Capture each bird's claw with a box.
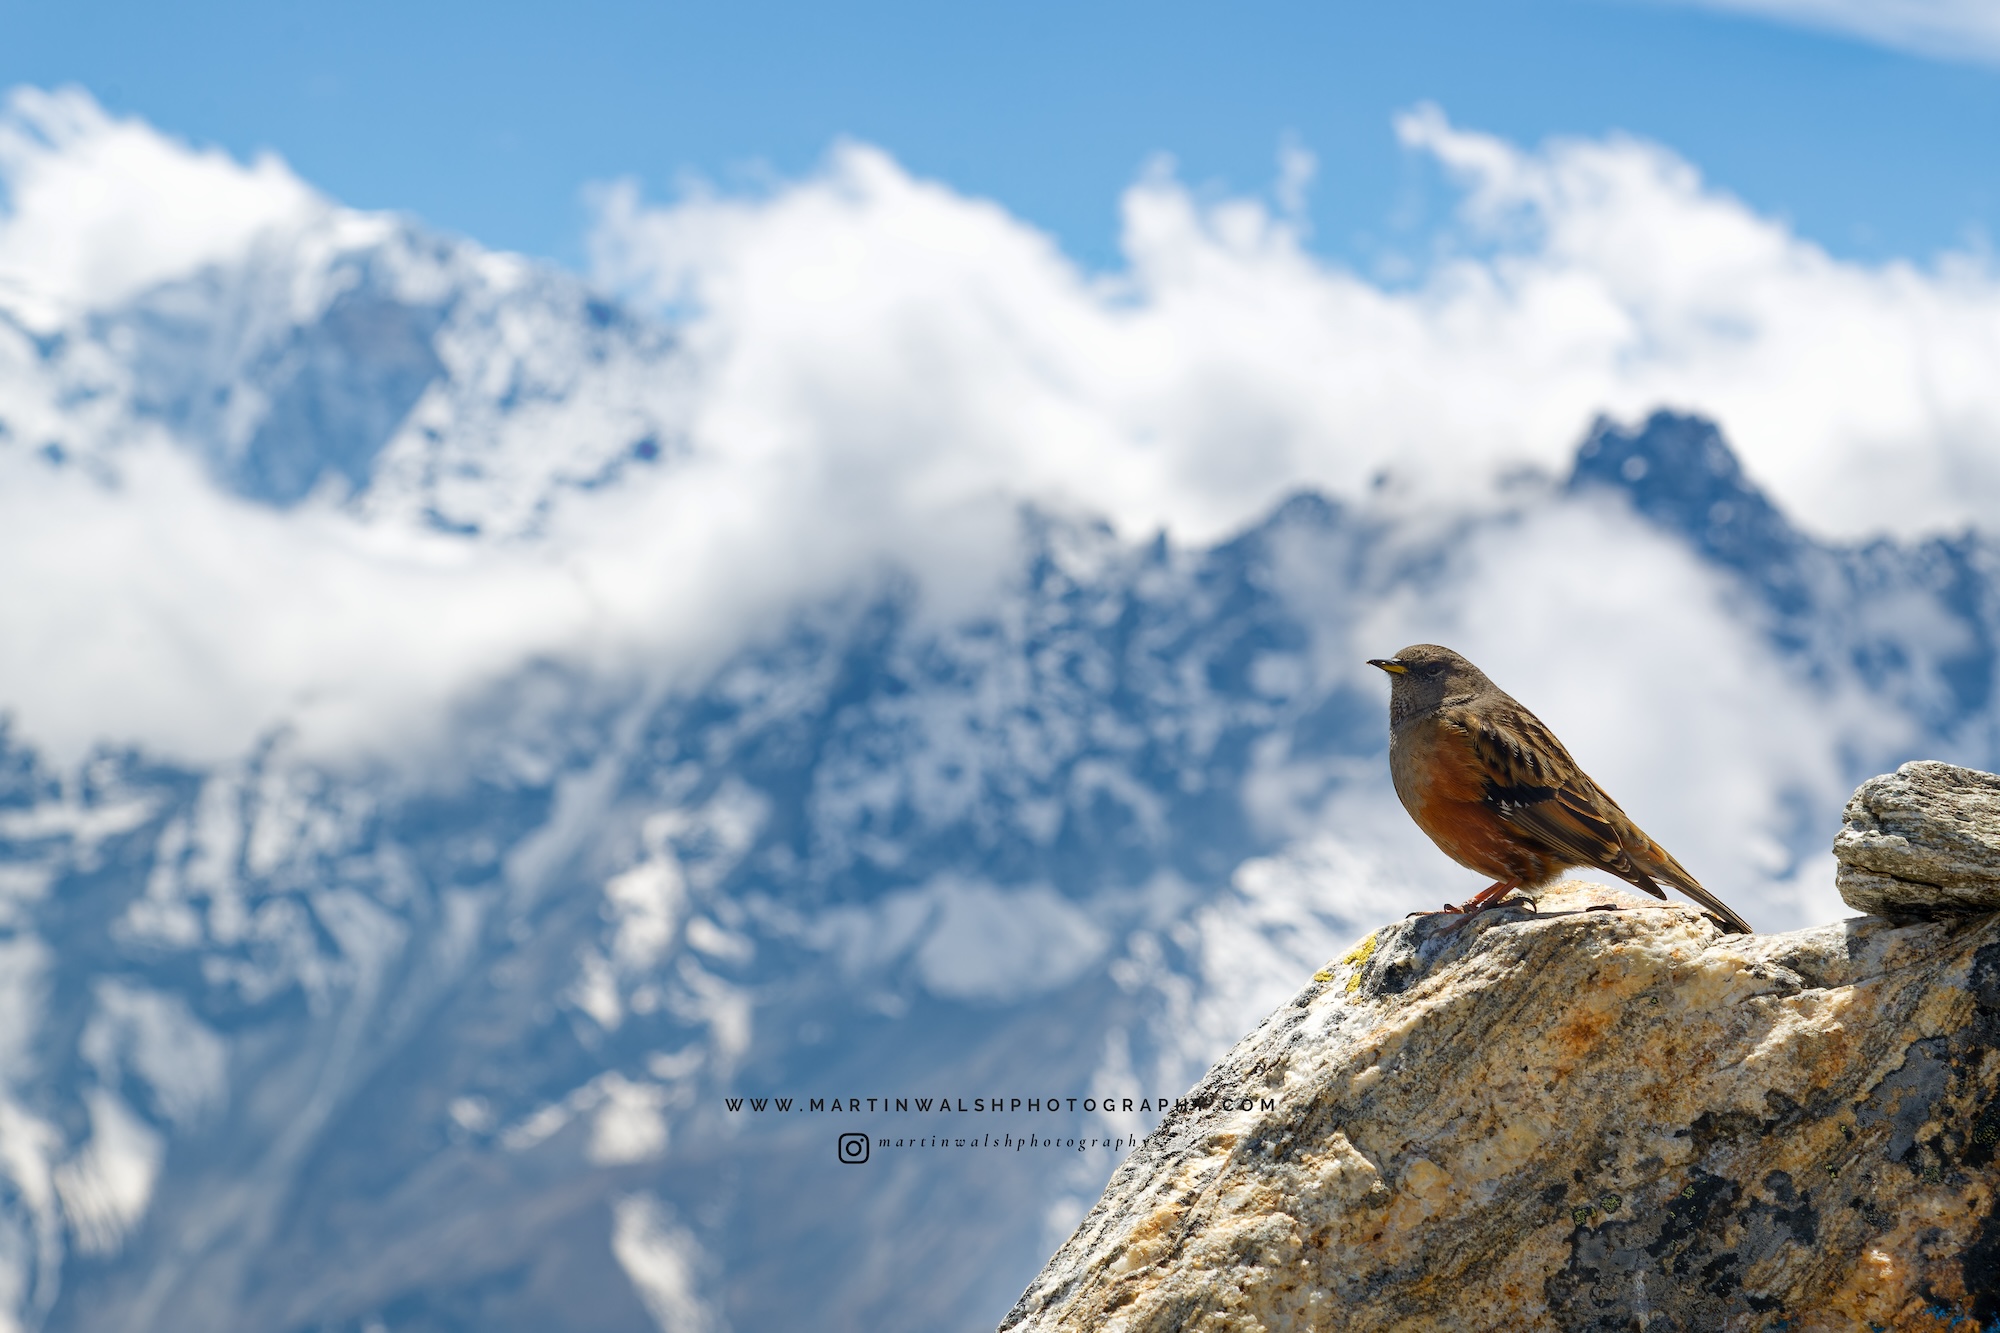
[1436,894,1537,932]
[1405,903,1468,920]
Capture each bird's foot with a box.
[1432,886,1536,932]
[1407,903,1469,919]
[1452,882,1522,917]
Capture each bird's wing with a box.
[1445,702,1754,933]
[1442,705,1665,898]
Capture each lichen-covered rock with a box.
[1835,761,2000,920]
[999,882,2000,1332]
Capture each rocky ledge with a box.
[1002,765,2000,1332]
[1835,761,2000,921]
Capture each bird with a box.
[1366,644,1752,934]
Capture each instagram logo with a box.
[836,1132,871,1164]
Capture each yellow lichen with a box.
[1340,934,1379,993]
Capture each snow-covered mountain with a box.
[1,421,1992,1330]
[10,180,684,532]
[1,88,1998,1332]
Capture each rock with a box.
[1835,760,2000,920]
[999,882,2000,1332]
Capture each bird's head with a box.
[1367,643,1492,726]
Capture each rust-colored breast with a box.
[1389,715,1565,885]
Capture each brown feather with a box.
[1375,643,1754,934]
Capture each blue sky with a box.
[1,0,1995,272]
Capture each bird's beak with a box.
[1367,658,1409,675]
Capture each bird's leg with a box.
[1430,880,1525,935]
[1450,880,1520,915]
[1409,880,1519,923]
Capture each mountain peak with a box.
[1568,410,1806,601]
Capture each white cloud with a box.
[0,441,621,763]
[1660,0,2000,65]
[1,89,1998,786]
[0,87,323,326]
[595,109,2000,551]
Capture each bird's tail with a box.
[1635,846,1753,935]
